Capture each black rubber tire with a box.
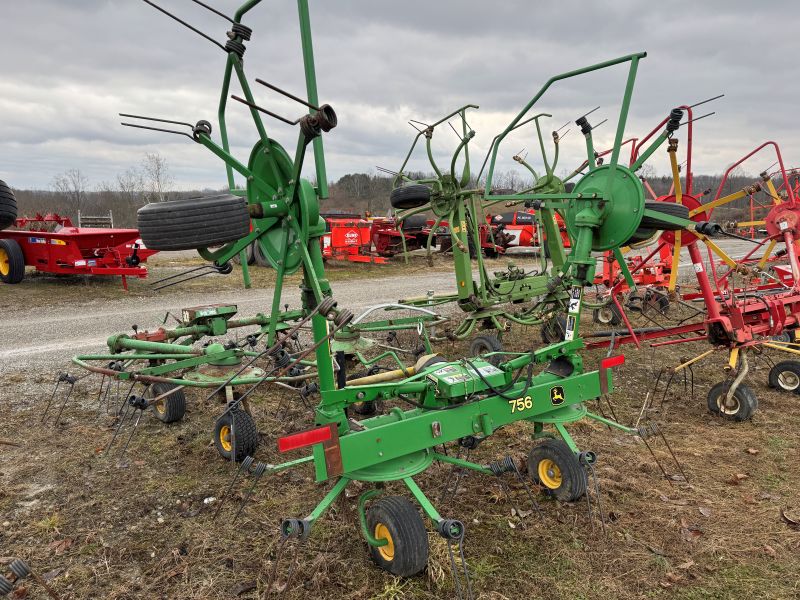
[232,243,256,265]
[768,361,800,394]
[400,214,428,231]
[366,496,429,577]
[593,303,622,326]
[253,241,271,267]
[623,227,659,246]
[528,439,587,502]
[390,184,431,210]
[213,408,259,461]
[469,334,503,366]
[706,381,758,421]
[541,315,567,344]
[0,238,25,284]
[639,201,689,231]
[771,329,796,343]
[484,246,498,259]
[137,194,250,251]
[147,383,186,423]
[0,180,17,230]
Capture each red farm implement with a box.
[0,214,157,289]
[581,104,800,421]
[321,213,388,264]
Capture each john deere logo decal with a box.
[550,385,565,406]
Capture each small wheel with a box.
[147,383,186,423]
[0,238,25,284]
[213,408,259,461]
[541,315,567,344]
[469,334,503,366]
[366,496,429,577]
[706,381,758,421]
[528,439,587,502]
[771,329,796,343]
[390,184,431,210]
[592,303,622,326]
[768,361,800,394]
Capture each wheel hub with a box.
[0,248,8,276]
[219,425,232,452]
[538,458,562,489]
[778,370,800,391]
[374,523,395,561]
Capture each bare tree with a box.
[142,152,173,202]
[117,166,146,204]
[51,168,89,217]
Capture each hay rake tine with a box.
[581,455,606,535]
[118,405,145,457]
[638,424,677,485]
[490,456,543,522]
[41,373,77,426]
[233,461,267,523]
[652,422,688,483]
[440,521,472,600]
[105,383,146,454]
[214,455,254,521]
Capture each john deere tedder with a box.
[52,0,754,593]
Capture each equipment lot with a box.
[1,242,799,599]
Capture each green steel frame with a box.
[72,0,704,577]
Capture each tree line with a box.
[9,158,771,228]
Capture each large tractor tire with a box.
[137,194,250,251]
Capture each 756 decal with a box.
[508,395,533,413]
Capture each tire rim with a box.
[538,458,562,489]
[153,397,166,414]
[717,392,741,415]
[597,307,614,324]
[0,248,9,277]
[219,425,232,452]
[374,523,395,561]
[778,370,800,391]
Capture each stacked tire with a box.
[0,180,17,230]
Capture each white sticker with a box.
[780,220,788,231]
[693,262,704,273]
[564,314,577,341]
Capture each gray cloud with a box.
[1,0,798,190]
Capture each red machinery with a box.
[582,106,800,420]
[321,214,388,264]
[0,214,157,290]
[370,215,430,257]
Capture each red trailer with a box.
[0,214,157,290]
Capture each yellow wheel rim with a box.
[0,248,9,277]
[154,399,166,414]
[374,523,395,561]
[538,458,562,489]
[219,425,232,452]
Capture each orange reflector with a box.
[601,355,625,369]
[278,425,333,453]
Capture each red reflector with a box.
[601,355,625,369]
[278,425,333,453]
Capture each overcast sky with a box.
[1,0,798,191]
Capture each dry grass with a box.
[1,283,800,599]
